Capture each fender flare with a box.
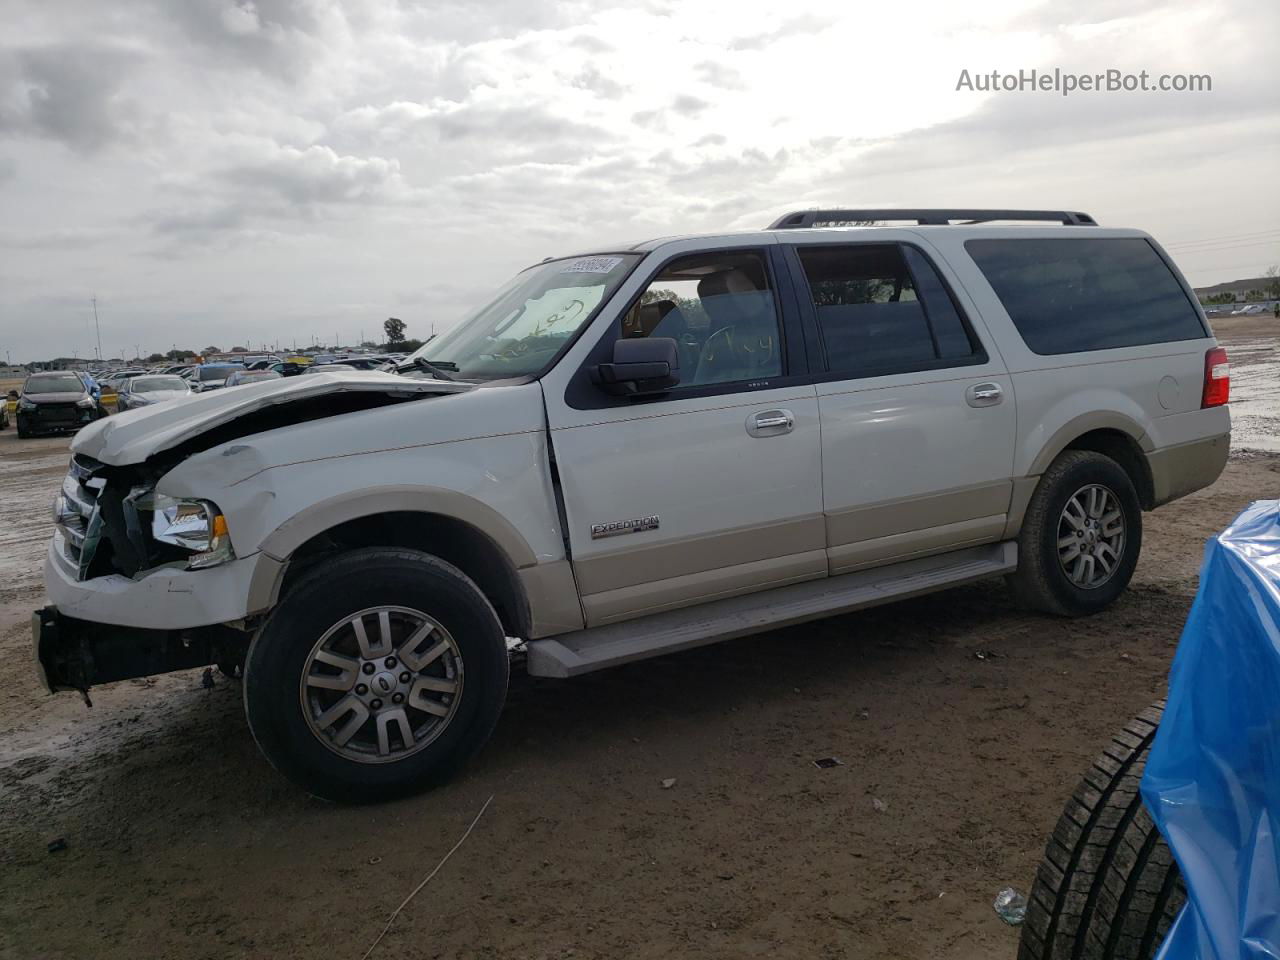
[1025,411,1153,477]
[257,485,538,569]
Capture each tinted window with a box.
[622,250,783,386]
[796,244,981,376]
[965,237,1205,355]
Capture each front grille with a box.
[56,455,107,579]
[32,403,90,427]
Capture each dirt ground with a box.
[1,319,1276,960]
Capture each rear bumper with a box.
[1149,432,1230,506]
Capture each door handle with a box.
[747,409,795,436]
[966,382,1003,407]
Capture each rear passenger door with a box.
[783,240,1016,574]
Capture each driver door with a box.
[544,246,825,627]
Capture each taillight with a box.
[1202,346,1229,408]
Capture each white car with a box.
[115,375,193,412]
[34,208,1230,801]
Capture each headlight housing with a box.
[18,396,36,410]
[149,495,235,569]
[76,397,96,408]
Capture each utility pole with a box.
[91,296,103,361]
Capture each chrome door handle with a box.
[747,409,795,436]
[966,382,1003,407]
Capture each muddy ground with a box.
[1,318,1276,960]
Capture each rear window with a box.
[198,366,241,381]
[965,237,1205,355]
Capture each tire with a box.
[1019,702,1185,960]
[1009,450,1142,616]
[17,423,30,439]
[244,548,509,802]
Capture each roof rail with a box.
[768,208,1098,229]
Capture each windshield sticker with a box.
[560,256,625,274]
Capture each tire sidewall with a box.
[1034,456,1142,615]
[244,550,508,802]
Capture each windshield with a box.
[133,376,188,393]
[25,374,83,393]
[199,366,240,381]
[405,253,641,380]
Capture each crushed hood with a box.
[73,370,470,466]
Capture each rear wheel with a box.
[1009,450,1142,616]
[244,548,509,802]
[1018,702,1185,960]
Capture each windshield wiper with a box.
[401,356,457,381]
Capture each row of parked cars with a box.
[7,353,400,437]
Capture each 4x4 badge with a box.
[590,515,660,539]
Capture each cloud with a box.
[570,65,627,100]
[694,60,744,90]
[672,94,709,116]
[0,155,14,183]
[0,44,143,152]
[728,13,832,51]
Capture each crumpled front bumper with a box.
[45,533,284,630]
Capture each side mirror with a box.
[595,337,680,396]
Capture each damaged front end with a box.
[37,372,470,701]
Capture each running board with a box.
[526,541,1016,678]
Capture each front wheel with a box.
[1008,450,1142,616]
[244,548,509,802]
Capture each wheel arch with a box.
[1026,415,1156,507]
[260,488,537,640]
[1008,418,1156,540]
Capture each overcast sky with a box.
[1,0,1277,362]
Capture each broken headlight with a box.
[150,495,235,570]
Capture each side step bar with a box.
[526,541,1017,678]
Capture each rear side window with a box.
[795,243,984,377]
[965,237,1205,355]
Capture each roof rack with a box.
[768,208,1097,228]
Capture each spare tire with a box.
[1019,702,1185,960]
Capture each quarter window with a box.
[621,250,783,386]
[795,244,982,376]
[965,237,1205,355]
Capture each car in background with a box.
[14,370,102,438]
[301,362,356,374]
[115,375,193,412]
[0,395,9,430]
[267,361,306,377]
[331,356,386,370]
[224,369,283,388]
[190,362,246,392]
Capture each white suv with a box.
[33,209,1230,800]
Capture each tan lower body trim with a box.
[1148,433,1229,506]
[582,549,828,626]
[519,559,585,639]
[828,515,1007,574]
[573,514,825,597]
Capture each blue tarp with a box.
[1142,499,1280,960]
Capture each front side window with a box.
[965,237,1205,355]
[406,253,641,381]
[620,250,783,386]
[795,244,981,377]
